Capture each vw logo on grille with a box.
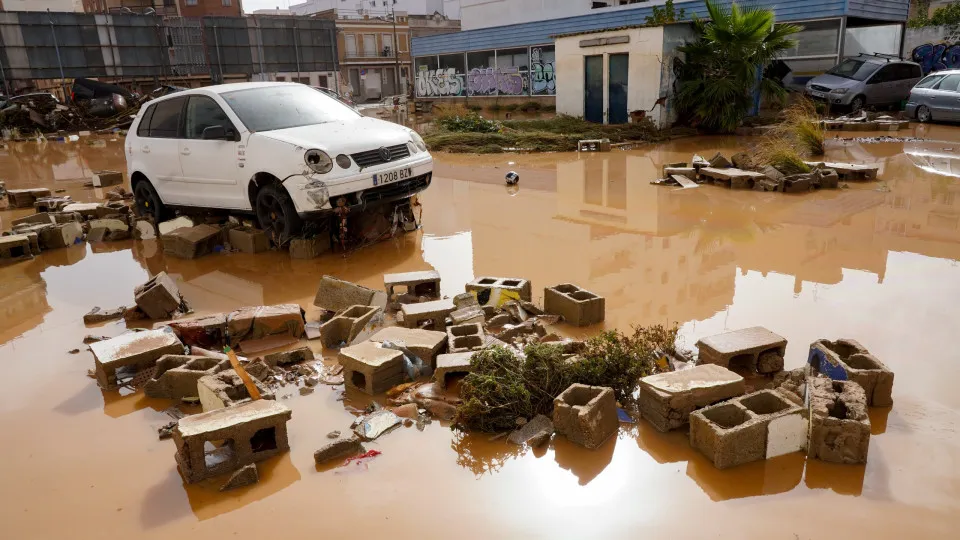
[378,147,392,162]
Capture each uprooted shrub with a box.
[770,97,824,156]
[435,111,502,133]
[755,135,811,175]
[454,325,679,432]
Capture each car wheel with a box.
[255,184,302,243]
[917,105,932,123]
[850,95,865,112]
[133,179,168,221]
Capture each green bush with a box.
[435,111,502,133]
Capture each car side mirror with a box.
[202,125,227,140]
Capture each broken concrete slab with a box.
[134,271,188,320]
[173,400,292,483]
[7,188,52,208]
[466,276,532,303]
[708,152,731,168]
[807,377,871,464]
[228,227,270,254]
[161,224,221,259]
[553,384,619,449]
[144,355,227,400]
[689,389,806,469]
[353,409,401,440]
[808,338,893,407]
[11,212,55,227]
[812,168,839,189]
[318,305,380,348]
[197,368,274,412]
[543,283,605,327]
[89,328,185,390]
[696,326,787,374]
[313,275,384,312]
[339,341,406,395]
[289,235,330,259]
[508,414,554,446]
[638,364,746,432]
[450,304,485,325]
[384,270,441,300]
[220,463,259,491]
[369,326,447,369]
[263,346,314,367]
[168,314,228,349]
[314,437,364,464]
[134,219,157,240]
[781,173,813,193]
[400,298,455,330]
[226,304,305,348]
[434,352,474,386]
[446,322,485,353]
[803,161,878,181]
[699,167,767,189]
[157,216,196,236]
[83,306,126,324]
[92,170,123,187]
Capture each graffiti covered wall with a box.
[906,25,960,74]
[414,45,556,98]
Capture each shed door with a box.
[608,53,629,124]
[585,55,604,123]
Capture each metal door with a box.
[585,55,603,123]
[608,53,629,124]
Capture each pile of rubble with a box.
[652,151,878,193]
[821,110,911,132]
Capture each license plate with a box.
[810,91,825,99]
[373,167,412,186]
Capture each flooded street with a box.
[2,125,959,538]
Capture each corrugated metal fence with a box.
[0,11,337,88]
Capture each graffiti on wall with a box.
[466,67,525,96]
[530,47,555,95]
[416,66,465,97]
[912,43,960,74]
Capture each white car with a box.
[125,82,432,239]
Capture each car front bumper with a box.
[285,152,434,215]
[805,89,854,106]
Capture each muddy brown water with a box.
[1,125,959,538]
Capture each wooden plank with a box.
[670,175,699,189]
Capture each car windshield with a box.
[221,84,360,132]
[827,59,880,81]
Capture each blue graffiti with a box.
[912,43,960,74]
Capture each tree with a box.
[674,0,801,132]
[645,0,686,26]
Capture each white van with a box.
[125,82,432,240]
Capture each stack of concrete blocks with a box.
[806,377,871,464]
[173,400,292,483]
[552,384,619,449]
[134,271,185,320]
[400,298,455,330]
[383,270,441,299]
[808,338,894,406]
[313,275,385,313]
[638,364,746,432]
[434,352,474,387]
[162,224,222,259]
[369,326,447,370]
[689,389,807,469]
[0,235,35,264]
[339,341,405,395]
[318,305,380,348]
[197,369,275,412]
[89,329,185,390]
[696,326,787,374]
[465,276,532,303]
[6,188,51,208]
[446,322,485,353]
[543,283,605,326]
[144,355,228,400]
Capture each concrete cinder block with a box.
[696,326,787,374]
[161,224,221,259]
[226,304,305,348]
[369,326,447,369]
[638,364,746,432]
[36,222,83,249]
[134,271,185,320]
[318,305,380,348]
[400,298,455,330]
[808,338,894,407]
[0,234,35,264]
[807,377,871,464]
[689,389,806,469]
[228,227,270,254]
[7,188,51,208]
[89,328,185,390]
[173,400,291,483]
[434,352,474,386]
[543,283,605,326]
[11,212,55,227]
[552,384,619,449]
[144,355,227,400]
[339,341,406,395]
[168,314,228,349]
[465,276,532,303]
[384,270,440,299]
[92,170,123,187]
[197,369,275,412]
[446,322,485,353]
[313,275,383,312]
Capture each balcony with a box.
[344,47,402,60]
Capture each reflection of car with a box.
[905,69,960,123]
[805,54,922,111]
[126,82,432,240]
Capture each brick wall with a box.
[178,0,241,17]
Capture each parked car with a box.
[126,82,432,240]
[904,70,960,123]
[805,54,922,111]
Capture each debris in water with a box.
[353,409,401,440]
[344,449,382,465]
[219,463,259,491]
[505,171,519,185]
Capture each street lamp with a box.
[389,2,401,96]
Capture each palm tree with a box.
[675,0,802,132]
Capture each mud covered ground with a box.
[1,124,958,538]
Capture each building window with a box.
[399,33,408,52]
[222,0,231,5]
[363,34,377,57]
[344,34,357,57]
[185,0,197,5]
[382,33,394,56]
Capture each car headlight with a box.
[408,131,427,152]
[304,149,333,174]
[335,154,352,169]
[830,88,849,95]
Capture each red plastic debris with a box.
[344,449,382,465]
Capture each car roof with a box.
[144,81,303,105]
[924,69,960,76]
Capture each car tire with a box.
[850,95,865,112]
[917,105,932,123]
[133,179,169,221]
[255,183,302,243]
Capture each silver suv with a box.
[805,54,923,111]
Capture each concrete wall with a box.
[555,26,666,125]
[179,0,242,18]
[843,24,902,56]
[904,25,960,74]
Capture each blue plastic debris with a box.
[617,408,636,423]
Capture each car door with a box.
[930,74,960,120]
[136,96,186,203]
[175,95,247,209]
[864,65,895,104]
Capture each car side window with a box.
[915,74,945,89]
[136,104,155,137]
[868,65,892,84]
[147,97,185,138]
[184,96,235,139]
[938,74,960,92]
[909,64,922,79]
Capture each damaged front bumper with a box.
[285,153,434,216]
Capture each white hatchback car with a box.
[125,82,432,239]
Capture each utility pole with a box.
[390,2,401,96]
